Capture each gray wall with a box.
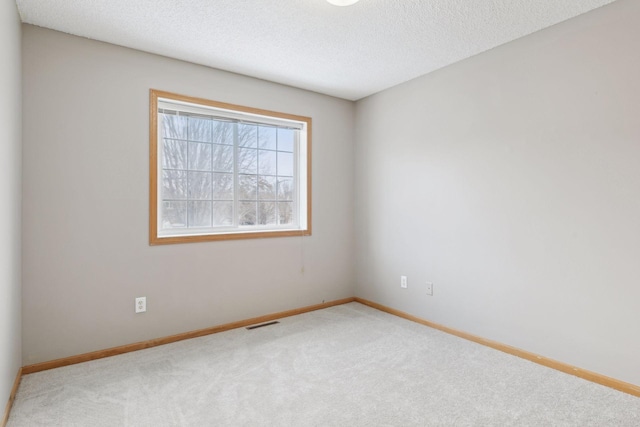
[19,0,640,389]
[355,0,640,386]
[0,0,22,407]
[22,26,355,365]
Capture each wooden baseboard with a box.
[22,297,355,375]
[18,296,640,400]
[355,297,640,398]
[1,367,22,427]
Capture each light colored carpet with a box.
[8,302,640,426]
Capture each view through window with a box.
[150,90,311,244]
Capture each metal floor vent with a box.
[246,321,280,330]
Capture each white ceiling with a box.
[15,0,617,101]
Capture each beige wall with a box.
[22,26,356,364]
[0,0,22,406]
[355,0,640,386]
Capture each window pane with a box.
[278,202,293,225]
[188,116,212,142]
[188,201,212,227]
[239,202,256,226]
[188,142,212,171]
[238,175,257,200]
[162,170,187,200]
[278,152,294,177]
[188,171,212,200]
[212,201,233,226]
[212,120,233,145]
[259,202,276,225]
[277,178,294,201]
[162,139,187,170]
[277,128,294,152]
[212,144,233,173]
[259,176,276,200]
[161,114,187,140]
[258,126,277,150]
[162,201,186,228]
[213,173,233,200]
[238,148,257,174]
[258,150,277,175]
[153,91,309,242]
[238,124,257,147]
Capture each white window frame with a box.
[149,89,311,245]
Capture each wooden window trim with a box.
[149,89,312,245]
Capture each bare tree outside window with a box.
[150,90,311,244]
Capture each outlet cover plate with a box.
[400,276,408,289]
[135,296,147,313]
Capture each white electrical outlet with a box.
[135,297,147,313]
[426,282,433,296]
[400,276,408,289]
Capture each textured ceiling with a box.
[15,0,617,100]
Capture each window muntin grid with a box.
[150,90,310,244]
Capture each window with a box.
[150,90,311,244]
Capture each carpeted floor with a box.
[8,302,640,426]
